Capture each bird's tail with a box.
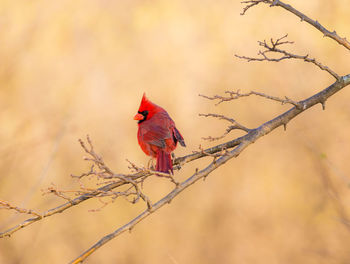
[156,150,173,174]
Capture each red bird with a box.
[134,93,186,173]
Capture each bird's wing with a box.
[140,123,171,149]
[173,127,186,147]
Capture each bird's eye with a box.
[138,110,148,116]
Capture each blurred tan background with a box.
[1,0,350,263]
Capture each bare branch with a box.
[194,145,230,161]
[2,73,350,260]
[201,89,302,108]
[0,137,242,238]
[199,113,251,141]
[0,200,42,218]
[240,0,350,51]
[240,0,266,15]
[199,113,250,132]
[70,74,350,263]
[2,72,349,258]
[235,35,340,80]
[0,165,152,238]
[199,93,236,105]
[69,142,248,264]
[44,184,75,202]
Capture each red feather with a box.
[134,93,186,173]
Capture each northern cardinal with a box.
[134,93,186,173]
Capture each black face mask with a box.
[137,110,149,124]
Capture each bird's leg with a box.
[147,158,155,170]
[171,152,183,171]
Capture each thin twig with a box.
[199,113,251,141]
[240,0,350,51]
[235,34,340,80]
[199,113,250,132]
[0,200,42,218]
[200,89,303,108]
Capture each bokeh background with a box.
[1,0,350,263]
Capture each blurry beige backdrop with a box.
[1,0,350,263]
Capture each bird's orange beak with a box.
[134,113,144,120]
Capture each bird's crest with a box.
[138,93,157,112]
